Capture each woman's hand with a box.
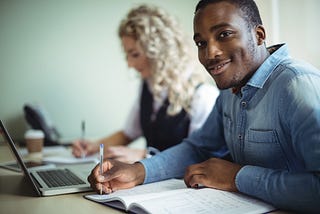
[105,146,146,163]
[72,140,99,158]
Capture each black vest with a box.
[140,82,190,151]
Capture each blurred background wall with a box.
[1,0,319,143]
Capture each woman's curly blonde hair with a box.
[118,4,208,115]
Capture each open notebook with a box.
[84,179,276,214]
[0,120,94,196]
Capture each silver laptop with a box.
[0,120,94,196]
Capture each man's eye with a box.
[219,31,233,38]
[195,41,206,48]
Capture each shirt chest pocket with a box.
[244,129,289,169]
[222,113,233,144]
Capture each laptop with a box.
[0,119,94,196]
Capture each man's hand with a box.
[87,159,145,194]
[184,158,242,192]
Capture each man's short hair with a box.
[195,0,263,29]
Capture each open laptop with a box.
[0,119,94,196]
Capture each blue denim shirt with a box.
[140,44,320,213]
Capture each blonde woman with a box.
[72,4,219,163]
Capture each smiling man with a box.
[193,0,268,92]
[88,0,320,213]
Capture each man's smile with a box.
[206,60,231,76]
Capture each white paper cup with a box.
[24,130,44,159]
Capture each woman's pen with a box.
[81,120,86,158]
[99,144,104,195]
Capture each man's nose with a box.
[206,40,222,59]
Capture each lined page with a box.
[133,188,275,214]
[85,179,186,203]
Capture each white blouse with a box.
[123,81,220,141]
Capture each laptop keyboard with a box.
[37,169,86,188]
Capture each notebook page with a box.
[134,188,275,214]
[85,179,186,203]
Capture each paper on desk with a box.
[18,146,69,156]
[19,145,99,164]
[43,156,98,164]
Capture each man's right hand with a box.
[87,159,145,194]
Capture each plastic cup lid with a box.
[24,129,45,139]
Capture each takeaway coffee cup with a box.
[24,129,44,157]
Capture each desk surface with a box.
[0,143,293,214]
[0,144,121,214]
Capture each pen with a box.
[99,144,104,195]
[81,120,86,158]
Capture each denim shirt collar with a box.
[247,43,289,89]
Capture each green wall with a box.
[1,0,319,142]
[0,0,198,141]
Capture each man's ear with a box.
[255,25,266,45]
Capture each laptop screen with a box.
[0,120,41,196]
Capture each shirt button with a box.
[238,135,242,139]
[241,101,246,107]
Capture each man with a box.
[88,0,320,212]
